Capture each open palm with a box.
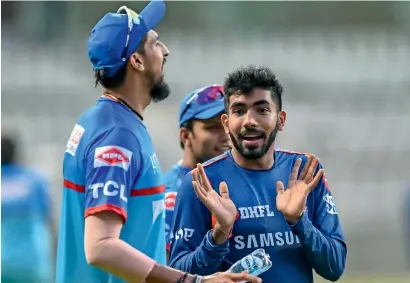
[192,164,237,228]
[276,155,324,223]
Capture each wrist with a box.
[212,223,233,245]
[285,216,300,225]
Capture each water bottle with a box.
[227,248,272,277]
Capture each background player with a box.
[164,84,231,254]
[56,1,261,283]
[169,65,347,282]
[1,133,54,283]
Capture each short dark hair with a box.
[180,120,194,149]
[94,36,147,89]
[223,65,284,113]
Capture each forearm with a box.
[289,213,347,281]
[86,237,192,283]
[169,230,229,275]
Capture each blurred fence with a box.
[2,1,410,276]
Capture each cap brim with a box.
[140,0,166,31]
[194,104,225,120]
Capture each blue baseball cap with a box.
[87,0,166,77]
[179,85,225,128]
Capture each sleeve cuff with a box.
[204,230,230,254]
[288,212,314,239]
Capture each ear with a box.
[221,113,229,135]
[180,127,192,149]
[277,110,287,131]
[129,52,145,72]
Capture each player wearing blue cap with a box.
[56,1,261,283]
[164,85,231,255]
[169,65,347,282]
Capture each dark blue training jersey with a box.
[169,150,347,283]
[56,96,166,283]
[164,163,191,250]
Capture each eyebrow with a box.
[150,34,159,43]
[230,99,270,108]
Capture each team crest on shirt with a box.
[165,192,177,211]
[65,124,85,156]
[94,146,133,171]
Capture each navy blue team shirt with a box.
[169,150,347,283]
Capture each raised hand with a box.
[276,155,324,224]
[202,271,262,283]
[192,163,237,242]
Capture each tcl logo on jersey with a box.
[94,146,133,171]
[165,192,177,211]
[88,180,128,203]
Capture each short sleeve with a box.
[84,127,141,223]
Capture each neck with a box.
[231,145,275,170]
[104,77,151,117]
[180,149,198,169]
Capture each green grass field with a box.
[315,274,410,283]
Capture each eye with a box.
[232,109,244,116]
[258,108,270,114]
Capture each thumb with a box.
[276,181,285,195]
[219,181,230,199]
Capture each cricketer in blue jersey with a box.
[56,1,261,282]
[169,65,347,282]
[165,85,230,253]
[1,134,54,283]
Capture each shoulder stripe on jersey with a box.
[64,179,85,193]
[275,148,313,156]
[85,204,126,223]
[130,185,165,197]
[203,153,229,168]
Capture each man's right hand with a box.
[201,271,262,283]
[192,164,237,244]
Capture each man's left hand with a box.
[276,155,324,224]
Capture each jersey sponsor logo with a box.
[234,231,301,250]
[237,205,275,219]
[94,146,132,171]
[88,180,128,203]
[65,124,85,156]
[170,228,195,242]
[165,192,177,211]
[150,153,160,174]
[323,193,337,215]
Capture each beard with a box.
[150,74,170,103]
[229,119,279,159]
[145,65,170,103]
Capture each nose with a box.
[243,110,258,128]
[162,43,170,57]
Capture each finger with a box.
[219,181,230,199]
[304,157,319,183]
[299,155,313,180]
[192,181,208,203]
[276,181,285,195]
[197,163,212,192]
[192,169,199,183]
[227,273,262,283]
[289,158,302,186]
[308,169,325,192]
